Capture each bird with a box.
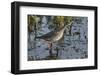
[36,22,72,56]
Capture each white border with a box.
[20,6,94,70]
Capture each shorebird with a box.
[36,22,72,56]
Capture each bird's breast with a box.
[54,31,64,41]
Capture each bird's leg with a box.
[48,43,53,57]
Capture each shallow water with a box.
[28,16,88,61]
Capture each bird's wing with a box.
[36,31,56,39]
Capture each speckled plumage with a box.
[36,25,66,43]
